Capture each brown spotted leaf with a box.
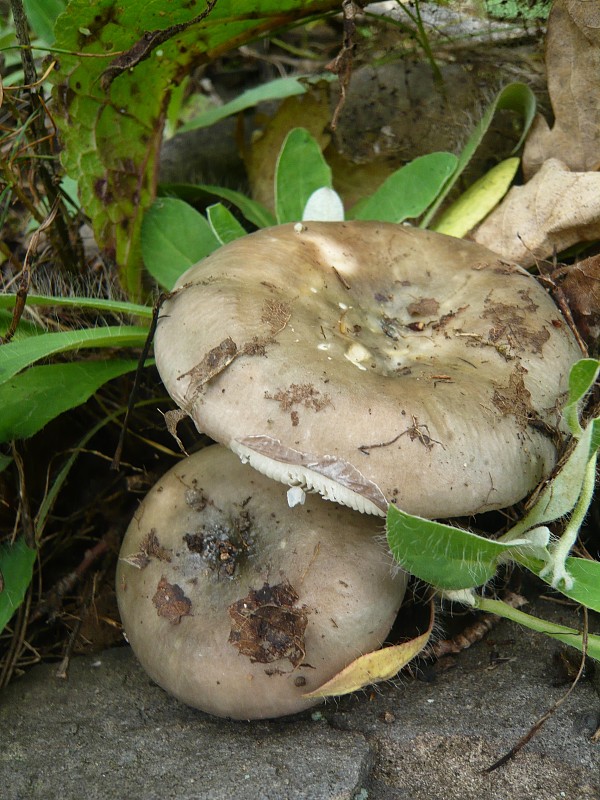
[49,0,342,298]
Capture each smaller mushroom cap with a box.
[154,222,581,518]
[116,446,406,720]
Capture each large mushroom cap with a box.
[155,222,581,518]
[116,446,406,720]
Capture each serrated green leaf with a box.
[141,198,220,290]
[0,326,148,385]
[275,128,332,224]
[0,537,36,633]
[179,74,335,133]
[351,152,457,223]
[49,0,342,298]
[0,359,141,443]
[421,83,536,228]
[432,157,519,237]
[207,203,247,244]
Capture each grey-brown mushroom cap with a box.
[154,222,581,518]
[116,446,407,720]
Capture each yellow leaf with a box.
[303,613,433,699]
[432,157,520,238]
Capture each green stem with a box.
[474,597,600,660]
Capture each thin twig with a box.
[111,292,171,470]
[484,607,590,773]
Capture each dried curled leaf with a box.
[474,159,600,265]
[523,0,600,177]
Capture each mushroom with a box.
[154,222,581,519]
[116,445,407,720]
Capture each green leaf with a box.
[49,0,341,298]
[141,198,220,290]
[432,157,520,237]
[351,152,457,223]
[23,0,66,44]
[0,454,13,473]
[163,184,276,229]
[206,203,247,245]
[505,424,596,539]
[0,309,44,340]
[179,74,335,133]
[558,558,600,614]
[0,293,153,319]
[0,536,36,634]
[0,326,148,385]
[0,359,141,443]
[421,83,536,228]
[275,128,332,224]
[387,504,513,590]
[563,358,600,436]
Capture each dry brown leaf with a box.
[523,0,600,177]
[473,159,600,266]
[558,253,600,353]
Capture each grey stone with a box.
[1,599,599,800]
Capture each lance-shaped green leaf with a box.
[421,83,536,228]
[0,359,142,443]
[504,423,597,542]
[350,152,457,223]
[0,293,153,319]
[0,536,36,634]
[275,128,332,224]
[161,184,276,229]
[179,73,336,133]
[0,326,148,385]
[141,198,220,290]
[207,203,247,245]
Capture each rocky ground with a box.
[2,597,598,800]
